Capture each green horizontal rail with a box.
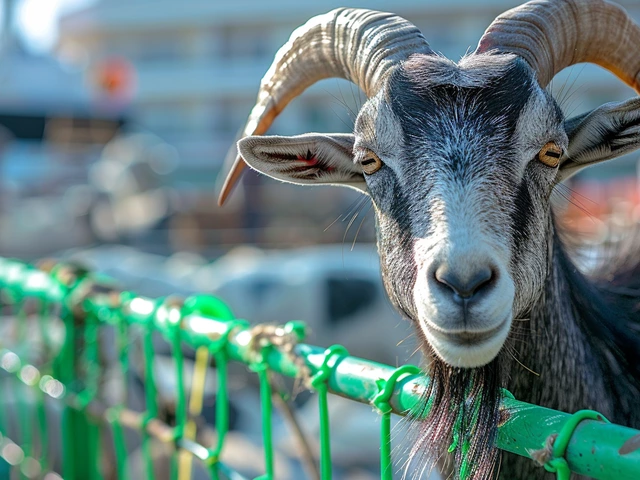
[0,257,639,480]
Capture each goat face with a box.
[363,54,567,367]
[237,51,640,368]
[239,54,568,367]
[224,5,640,369]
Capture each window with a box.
[326,276,378,325]
[219,25,270,61]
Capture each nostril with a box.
[434,265,495,301]
[467,267,494,296]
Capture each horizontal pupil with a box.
[545,151,561,158]
[362,158,376,165]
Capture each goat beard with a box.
[405,351,504,480]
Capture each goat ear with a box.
[559,98,640,181]
[237,133,366,192]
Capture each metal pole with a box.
[2,257,640,480]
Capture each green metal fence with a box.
[0,256,639,480]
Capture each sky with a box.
[11,0,94,53]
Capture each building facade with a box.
[53,0,640,252]
[58,0,640,183]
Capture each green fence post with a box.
[36,299,52,474]
[373,365,421,480]
[51,265,98,480]
[156,297,187,480]
[108,305,132,480]
[180,295,238,480]
[310,345,349,480]
[13,295,35,480]
[2,258,640,480]
[141,300,161,480]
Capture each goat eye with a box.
[537,142,563,168]
[359,150,383,175]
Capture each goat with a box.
[217,1,640,478]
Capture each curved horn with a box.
[475,0,640,92]
[217,7,432,205]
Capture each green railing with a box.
[0,257,639,480]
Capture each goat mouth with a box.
[425,317,509,346]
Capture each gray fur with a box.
[236,18,640,480]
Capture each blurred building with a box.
[53,0,640,252]
[1,0,637,256]
[0,0,129,258]
[57,0,640,181]
[0,0,123,196]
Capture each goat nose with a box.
[434,264,495,304]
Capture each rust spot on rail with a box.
[619,433,640,455]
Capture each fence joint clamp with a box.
[310,345,348,389]
[538,409,610,480]
[373,365,421,415]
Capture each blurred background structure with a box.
[1,1,640,478]
[1,0,638,259]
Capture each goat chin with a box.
[419,315,512,368]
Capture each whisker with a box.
[564,99,588,118]
[396,332,416,347]
[505,345,540,376]
[561,82,589,113]
[325,82,358,121]
[552,186,598,221]
[407,344,423,362]
[341,197,369,267]
[323,215,343,232]
[349,79,365,113]
[325,196,368,233]
[557,64,587,109]
[351,202,372,250]
[328,101,356,131]
[555,183,599,208]
[342,196,369,221]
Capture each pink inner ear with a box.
[295,154,335,172]
[297,154,318,166]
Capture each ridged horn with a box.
[217,7,432,205]
[475,0,640,92]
